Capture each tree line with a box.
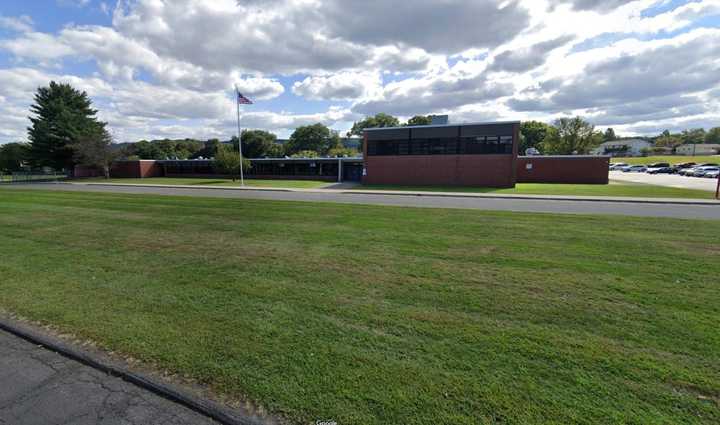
[520,120,720,156]
[3,81,718,175]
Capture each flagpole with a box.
[235,85,244,186]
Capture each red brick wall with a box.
[362,123,520,188]
[110,161,163,178]
[139,161,163,178]
[363,155,516,187]
[516,156,609,184]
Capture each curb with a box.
[0,317,265,425]
[338,189,720,206]
[75,182,720,206]
[79,182,296,193]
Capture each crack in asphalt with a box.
[0,330,219,425]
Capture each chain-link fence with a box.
[1,170,66,184]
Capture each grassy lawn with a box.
[611,155,720,165]
[1,189,719,424]
[360,181,716,199]
[78,177,332,189]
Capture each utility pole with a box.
[235,85,245,186]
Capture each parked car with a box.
[683,163,719,177]
[680,163,713,176]
[647,166,673,174]
[670,162,696,174]
[646,162,671,174]
[622,165,647,172]
[609,162,628,171]
[694,166,720,177]
[704,169,720,179]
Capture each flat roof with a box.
[156,157,363,163]
[519,155,611,159]
[249,157,363,162]
[363,120,521,132]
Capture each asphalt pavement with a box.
[0,329,218,425]
[2,182,719,220]
[610,170,719,191]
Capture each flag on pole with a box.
[237,90,253,105]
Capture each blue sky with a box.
[0,0,719,143]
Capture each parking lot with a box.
[610,170,718,191]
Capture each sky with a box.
[0,0,719,144]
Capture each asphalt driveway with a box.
[0,329,218,425]
[610,170,719,191]
[2,182,719,220]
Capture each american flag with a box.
[237,90,253,105]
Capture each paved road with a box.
[0,329,218,425]
[610,170,719,191]
[3,183,719,220]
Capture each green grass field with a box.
[78,177,332,189]
[611,155,720,165]
[361,181,715,198]
[1,189,719,424]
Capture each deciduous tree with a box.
[405,115,432,126]
[705,127,720,144]
[348,113,400,136]
[519,121,551,154]
[681,128,706,145]
[542,117,602,155]
[69,131,116,178]
[286,123,341,156]
[0,142,29,173]
[213,145,250,181]
[327,146,359,157]
[234,130,278,158]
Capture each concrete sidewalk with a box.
[0,329,219,425]
[76,182,720,205]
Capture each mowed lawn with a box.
[79,177,332,189]
[0,190,719,424]
[79,176,716,198]
[361,181,716,198]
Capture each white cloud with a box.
[57,0,92,7]
[292,71,382,101]
[1,0,720,143]
[234,77,285,101]
[0,32,74,61]
[0,15,33,33]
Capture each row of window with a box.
[367,136,514,156]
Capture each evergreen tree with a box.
[603,128,617,142]
[28,81,108,170]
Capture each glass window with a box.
[367,134,514,156]
[411,139,430,155]
[463,136,485,154]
